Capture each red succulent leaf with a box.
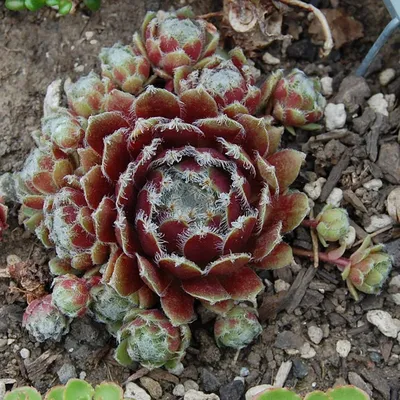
[253,222,283,261]
[92,197,117,243]
[157,254,203,280]
[253,242,294,270]
[182,276,231,303]
[81,165,113,209]
[205,253,251,276]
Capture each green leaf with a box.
[327,386,370,400]
[4,387,42,400]
[63,379,94,400]
[94,383,124,400]
[304,392,329,400]
[44,386,65,400]
[5,0,26,10]
[24,0,46,11]
[45,0,59,6]
[257,388,301,400]
[58,0,72,14]
[83,0,101,11]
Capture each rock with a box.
[352,107,376,135]
[274,331,304,350]
[387,187,400,222]
[389,275,400,289]
[300,342,316,359]
[0,173,17,203]
[240,367,250,377]
[19,348,30,359]
[336,340,351,357]
[391,293,400,305]
[324,103,346,130]
[303,177,326,200]
[348,372,373,397]
[385,94,396,111]
[320,77,333,97]
[286,39,318,61]
[184,390,220,400]
[219,380,245,400]
[326,187,343,207]
[125,383,151,400]
[307,326,323,345]
[201,369,221,393]
[57,363,77,384]
[292,358,309,379]
[274,279,290,293]
[262,52,280,65]
[139,377,163,399]
[367,310,400,338]
[173,384,186,397]
[0,381,5,400]
[364,214,392,233]
[273,361,292,387]
[362,179,383,191]
[384,239,400,267]
[377,143,400,184]
[379,68,396,86]
[334,75,371,112]
[367,93,389,116]
[184,380,200,392]
[245,385,274,400]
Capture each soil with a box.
[1,0,400,399]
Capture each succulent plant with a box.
[253,385,370,400]
[133,7,219,79]
[115,309,191,371]
[214,306,262,349]
[261,69,326,134]
[4,379,124,400]
[22,294,70,342]
[5,0,101,14]
[0,196,8,241]
[341,236,392,300]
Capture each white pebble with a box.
[326,187,343,207]
[364,214,392,233]
[184,390,220,400]
[303,177,326,200]
[379,68,396,86]
[124,382,151,400]
[79,371,87,380]
[385,94,396,111]
[367,310,400,338]
[324,103,347,130]
[300,342,316,359]
[173,384,185,397]
[362,179,383,191]
[273,361,293,387]
[184,380,199,392]
[389,275,400,289]
[274,279,290,293]
[84,31,94,40]
[320,76,333,97]
[240,367,250,377]
[391,293,400,306]
[367,93,388,116]
[19,348,30,359]
[245,385,274,400]
[262,52,280,65]
[336,340,351,358]
[307,326,323,345]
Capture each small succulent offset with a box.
[252,385,370,400]
[5,0,100,14]
[4,379,124,400]
[16,6,325,369]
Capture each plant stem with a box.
[292,247,350,270]
[301,219,319,229]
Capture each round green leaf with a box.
[83,0,101,11]
[5,0,26,10]
[44,386,65,400]
[4,387,42,400]
[257,388,302,400]
[304,392,330,400]
[24,0,46,11]
[58,0,72,14]
[63,379,94,400]
[94,382,123,400]
[327,386,370,400]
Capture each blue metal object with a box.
[356,0,400,77]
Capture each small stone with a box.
[368,93,389,116]
[84,31,94,40]
[274,279,290,293]
[240,367,250,377]
[325,103,347,130]
[389,275,400,289]
[184,390,220,400]
[125,382,151,400]
[7,339,15,345]
[140,377,163,399]
[379,68,396,86]
[273,361,292,387]
[0,338,7,347]
[300,342,316,359]
[275,331,305,350]
[348,372,373,397]
[19,348,30,359]
[173,384,185,397]
[0,381,5,400]
[385,94,396,111]
[79,371,87,380]
[391,293,400,305]
[184,380,200,392]
[292,358,309,379]
[303,177,326,200]
[245,385,274,400]
[336,340,351,358]
[57,363,77,384]
[307,326,323,345]
[262,52,280,65]
[362,179,383,191]
[334,75,371,112]
[367,310,400,338]
[219,380,244,400]
[364,214,392,233]
[326,187,343,207]
[378,143,400,184]
[320,76,333,97]
[200,369,221,393]
[387,187,400,223]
